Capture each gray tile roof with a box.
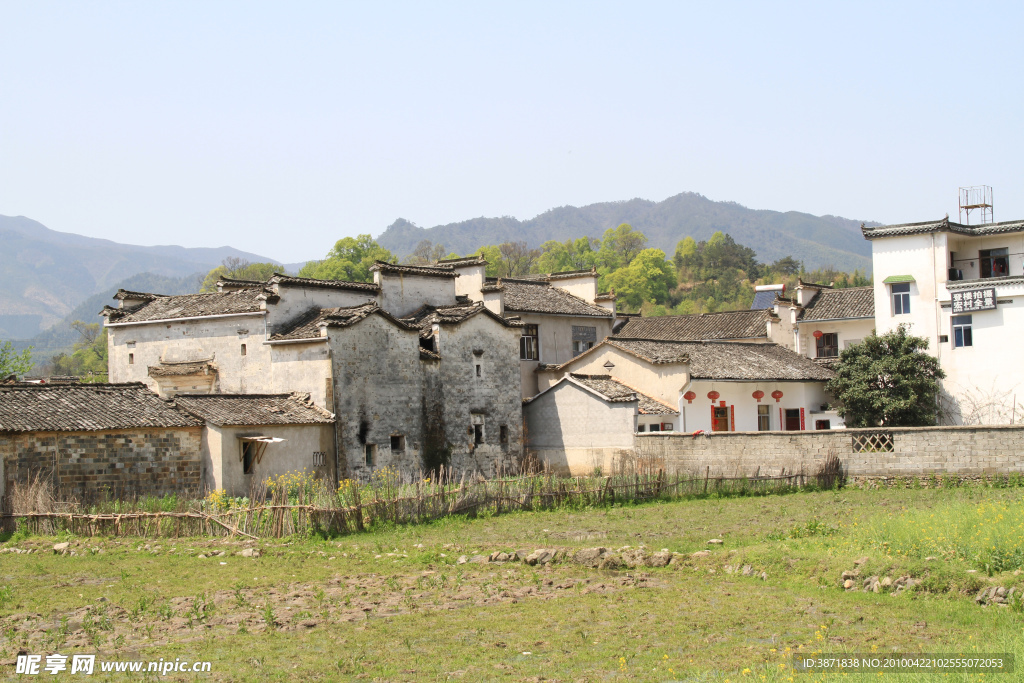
[148,361,217,378]
[173,393,334,426]
[596,339,834,381]
[268,274,380,292]
[799,286,874,321]
[400,302,521,336]
[614,309,772,340]
[0,383,202,433]
[436,256,488,267]
[103,288,269,324]
[496,279,612,318]
[568,374,677,415]
[862,217,1024,240]
[369,261,458,278]
[546,268,598,281]
[269,303,410,341]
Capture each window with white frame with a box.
[757,405,771,431]
[952,315,973,348]
[520,325,539,361]
[891,283,911,315]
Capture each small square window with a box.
[661,423,674,432]
[637,424,646,432]
[240,344,247,356]
[128,353,134,365]
[364,444,376,467]
[815,419,831,430]
[952,314,973,348]
[648,423,661,432]
[891,282,911,315]
[815,332,838,358]
[390,435,405,451]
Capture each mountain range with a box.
[377,192,879,273]
[0,214,284,336]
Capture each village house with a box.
[101,264,524,482]
[439,260,617,397]
[864,216,1024,424]
[523,373,678,475]
[533,336,835,424]
[0,382,203,500]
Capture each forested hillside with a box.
[377,192,878,273]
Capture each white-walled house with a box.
[440,259,617,398]
[523,373,678,474]
[534,337,838,435]
[863,217,1024,424]
[102,265,525,480]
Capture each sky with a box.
[2,1,1022,263]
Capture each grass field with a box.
[2,483,1023,681]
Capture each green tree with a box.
[0,341,33,378]
[298,235,396,282]
[826,325,945,427]
[50,322,108,380]
[201,258,280,292]
[604,248,676,311]
[673,236,698,274]
[597,224,647,271]
[404,240,448,265]
[536,237,599,273]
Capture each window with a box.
[472,413,484,445]
[648,423,661,432]
[815,332,839,358]
[815,419,831,430]
[390,435,405,451]
[499,425,508,444]
[240,344,247,356]
[637,424,646,433]
[952,315,973,348]
[980,248,1009,278]
[312,451,326,467]
[784,409,801,431]
[891,283,910,315]
[128,353,134,365]
[661,423,674,432]
[711,406,729,432]
[520,324,539,361]
[364,444,376,467]
[242,442,257,474]
[475,364,481,377]
[757,405,771,431]
[572,340,594,356]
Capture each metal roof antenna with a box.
[958,186,993,225]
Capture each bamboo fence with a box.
[0,468,818,540]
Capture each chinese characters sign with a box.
[951,288,996,313]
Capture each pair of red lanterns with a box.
[682,389,784,404]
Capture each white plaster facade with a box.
[865,218,1024,424]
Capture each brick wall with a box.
[1,428,202,501]
[636,425,1024,478]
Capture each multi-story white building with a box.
[863,217,1024,424]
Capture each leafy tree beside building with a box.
[0,340,33,378]
[299,235,396,282]
[826,325,945,427]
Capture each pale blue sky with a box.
[2,1,1022,262]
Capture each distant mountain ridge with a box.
[376,192,880,273]
[0,215,284,334]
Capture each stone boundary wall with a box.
[636,425,1024,479]
[1,428,203,501]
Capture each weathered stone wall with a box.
[438,313,523,477]
[0,428,202,501]
[636,425,1024,478]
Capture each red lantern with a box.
[683,390,696,404]
[813,330,823,339]
[752,390,764,402]
[707,390,720,402]
[771,390,784,403]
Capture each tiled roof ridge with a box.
[545,267,598,280]
[639,308,771,320]
[600,376,679,413]
[268,273,380,292]
[369,261,459,278]
[797,279,834,290]
[436,256,487,266]
[863,216,1024,239]
[0,381,151,392]
[114,289,165,300]
[611,336,777,348]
